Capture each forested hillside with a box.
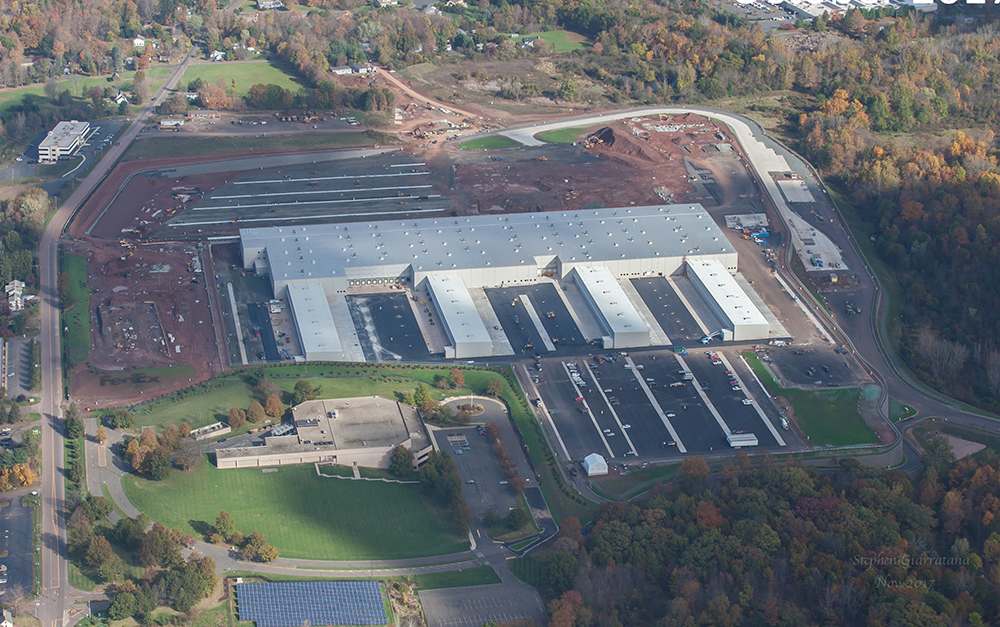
[538,452,1000,626]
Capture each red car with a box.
[574,397,584,402]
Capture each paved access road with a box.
[36,46,197,627]
[496,107,1000,470]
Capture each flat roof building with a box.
[572,266,649,348]
[215,396,432,469]
[286,283,344,362]
[426,274,493,359]
[687,258,771,341]
[37,121,89,163]
[241,205,737,297]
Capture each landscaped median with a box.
[459,136,523,150]
[742,351,879,447]
[60,252,90,368]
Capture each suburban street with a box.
[35,47,196,627]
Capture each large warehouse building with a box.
[240,205,769,358]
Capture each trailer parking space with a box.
[347,292,429,361]
[486,285,585,357]
[535,346,793,460]
[631,278,705,342]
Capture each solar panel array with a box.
[236,581,387,627]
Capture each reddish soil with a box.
[65,240,224,408]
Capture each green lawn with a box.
[889,397,917,422]
[180,61,305,96]
[413,566,500,590]
[517,30,588,53]
[0,68,172,115]
[535,127,585,144]
[508,555,544,589]
[743,352,878,446]
[62,253,90,367]
[459,136,522,150]
[591,463,678,498]
[122,460,468,560]
[122,130,391,161]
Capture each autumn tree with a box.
[227,406,246,428]
[247,401,266,424]
[265,393,284,417]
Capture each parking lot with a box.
[0,495,34,598]
[632,277,706,342]
[535,347,796,462]
[164,153,453,237]
[485,284,587,356]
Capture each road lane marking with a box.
[623,356,686,453]
[561,362,614,458]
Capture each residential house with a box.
[133,37,146,47]
[257,0,284,8]
[5,280,24,312]
[521,36,540,47]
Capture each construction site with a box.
[62,104,858,410]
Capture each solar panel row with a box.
[236,581,387,627]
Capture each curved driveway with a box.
[501,107,998,468]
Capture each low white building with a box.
[287,283,344,362]
[686,258,770,341]
[330,66,353,75]
[582,453,608,476]
[37,121,89,164]
[5,280,24,312]
[426,274,493,359]
[572,266,649,349]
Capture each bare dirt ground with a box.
[449,113,735,213]
[65,240,223,408]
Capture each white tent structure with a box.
[582,453,608,476]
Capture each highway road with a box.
[499,107,997,472]
[35,47,196,627]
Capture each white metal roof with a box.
[573,266,648,338]
[426,274,492,348]
[687,258,769,328]
[286,283,342,357]
[241,204,734,282]
[583,453,608,472]
[39,121,89,149]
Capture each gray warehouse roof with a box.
[573,266,647,338]
[426,274,492,348]
[287,283,342,357]
[241,204,734,281]
[687,259,769,327]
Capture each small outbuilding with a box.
[582,453,608,477]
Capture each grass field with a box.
[743,352,878,446]
[180,61,305,96]
[508,555,544,589]
[459,136,522,150]
[133,367,486,431]
[517,30,588,53]
[535,127,585,144]
[62,253,90,367]
[413,566,500,590]
[0,68,173,115]
[123,461,468,560]
[889,397,917,422]
[591,463,678,498]
[122,130,390,161]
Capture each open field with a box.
[122,131,390,161]
[535,127,585,143]
[123,461,468,560]
[0,67,173,115]
[459,136,522,150]
[591,463,678,498]
[61,253,90,368]
[518,31,588,53]
[890,397,916,422]
[180,61,306,96]
[743,352,877,446]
